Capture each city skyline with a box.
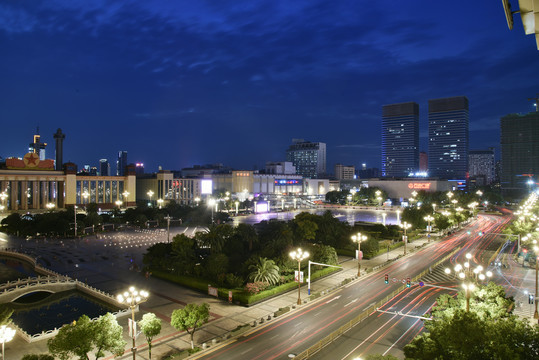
[0,1,538,173]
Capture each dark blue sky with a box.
[0,1,537,173]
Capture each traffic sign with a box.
[419,281,424,287]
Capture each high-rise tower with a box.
[500,111,539,192]
[99,159,110,176]
[428,96,469,179]
[117,151,128,176]
[53,128,65,170]
[381,102,419,177]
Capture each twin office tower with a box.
[381,96,469,180]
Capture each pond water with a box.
[10,290,121,335]
[0,257,119,335]
[232,207,399,226]
[0,257,37,283]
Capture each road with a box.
[194,214,511,360]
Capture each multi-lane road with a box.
[194,214,511,360]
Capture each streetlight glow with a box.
[117,286,149,360]
[289,248,309,305]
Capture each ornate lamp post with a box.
[289,248,309,305]
[424,215,434,242]
[351,233,367,276]
[444,253,492,312]
[0,325,16,360]
[400,221,412,255]
[117,286,149,360]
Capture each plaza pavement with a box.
[5,228,434,360]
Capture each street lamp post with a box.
[74,204,78,238]
[396,210,401,225]
[115,200,122,209]
[444,254,492,312]
[400,221,412,255]
[0,325,16,360]
[463,283,475,312]
[147,190,154,207]
[208,198,216,224]
[382,212,386,226]
[123,191,130,208]
[165,215,171,243]
[424,215,434,242]
[534,246,538,321]
[157,198,163,209]
[235,201,239,215]
[0,192,7,212]
[117,286,149,360]
[351,233,367,276]
[289,248,309,305]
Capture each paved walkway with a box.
[4,230,437,360]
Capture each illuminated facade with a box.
[428,96,469,180]
[367,178,452,199]
[286,139,326,178]
[381,102,419,177]
[468,149,495,185]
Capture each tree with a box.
[48,313,126,360]
[404,309,539,360]
[293,212,318,243]
[248,257,280,285]
[404,284,538,360]
[139,313,162,360]
[0,304,13,326]
[171,303,210,349]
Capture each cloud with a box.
[0,4,37,33]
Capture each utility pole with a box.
[528,94,539,112]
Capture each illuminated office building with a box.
[381,102,419,177]
[428,96,469,180]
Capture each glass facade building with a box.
[381,102,419,177]
[428,96,469,179]
[116,151,128,176]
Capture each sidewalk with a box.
[7,234,434,360]
[119,236,434,360]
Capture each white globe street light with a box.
[400,221,412,255]
[289,248,309,305]
[0,325,16,360]
[351,233,367,276]
[117,286,149,360]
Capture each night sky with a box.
[0,1,538,174]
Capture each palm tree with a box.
[248,257,280,285]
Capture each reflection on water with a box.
[9,290,120,335]
[232,208,398,226]
[0,257,37,283]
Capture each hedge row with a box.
[150,266,341,305]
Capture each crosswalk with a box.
[419,265,455,286]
